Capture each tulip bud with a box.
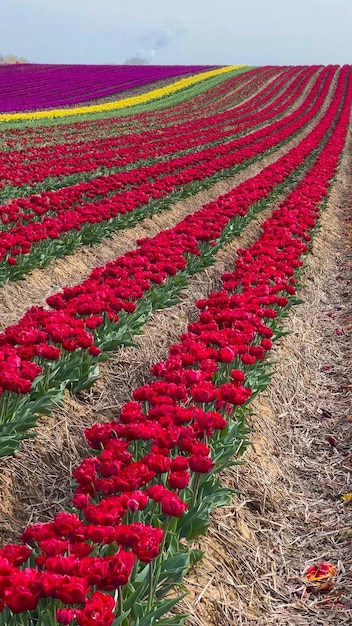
[56,608,75,625]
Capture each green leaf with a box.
[112,609,130,625]
[177,508,210,541]
[189,548,204,567]
[124,584,148,613]
[289,297,305,306]
[159,552,190,578]
[156,552,191,598]
[138,593,187,626]
[123,566,149,612]
[0,441,21,456]
[134,564,150,584]
[152,615,188,625]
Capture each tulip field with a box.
[0,63,350,624]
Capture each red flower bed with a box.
[0,66,284,150]
[0,66,334,276]
[0,64,350,626]
[0,64,348,459]
[0,66,308,188]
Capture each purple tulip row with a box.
[0,64,217,113]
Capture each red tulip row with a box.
[0,64,349,626]
[0,66,312,194]
[105,65,292,135]
[77,65,281,137]
[0,65,337,287]
[0,66,281,151]
[0,64,348,459]
[1,66,301,162]
[1,68,334,223]
[0,66,283,151]
[61,65,300,139]
[0,65,324,225]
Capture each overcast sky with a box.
[2,0,352,66]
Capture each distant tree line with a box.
[123,57,149,65]
[0,54,152,66]
[0,54,29,64]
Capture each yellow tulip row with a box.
[0,65,244,122]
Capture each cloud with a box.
[123,26,184,64]
[145,28,173,49]
[131,25,186,63]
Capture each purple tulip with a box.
[0,64,217,113]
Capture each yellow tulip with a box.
[0,66,245,122]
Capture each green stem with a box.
[40,601,57,626]
[191,473,201,508]
[147,561,154,612]
[148,500,158,528]
[117,586,123,616]
[8,612,16,626]
[159,516,171,559]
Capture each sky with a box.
[1,0,352,66]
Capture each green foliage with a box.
[0,54,29,64]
